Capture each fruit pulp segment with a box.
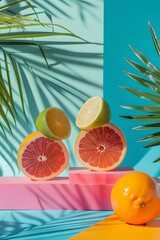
[46,108,70,138]
[77,97,101,125]
[79,126,124,167]
[22,137,65,177]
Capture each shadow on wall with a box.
[4,0,103,23]
[0,0,103,175]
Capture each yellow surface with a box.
[70,214,160,240]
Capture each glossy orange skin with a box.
[111,171,160,225]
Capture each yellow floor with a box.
[70,214,160,240]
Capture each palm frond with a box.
[144,139,160,148]
[129,45,160,73]
[148,22,160,57]
[0,0,30,10]
[0,104,14,133]
[121,87,160,104]
[0,0,85,136]
[123,71,160,93]
[132,123,160,130]
[121,105,160,114]
[121,23,160,156]
[125,58,160,84]
[120,115,160,122]
[138,132,160,142]
[10,55,27,121]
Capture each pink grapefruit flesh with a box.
[75,123,127,171]
[18,132,68,181]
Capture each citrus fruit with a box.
[111,171,160,225]
[74,123,126,171]
[76,96,111,129]
[17,132,69,181]
[36,107,71,140]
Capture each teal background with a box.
[104,0,160,177]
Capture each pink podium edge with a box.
[0,176,159,210]
[69,167,134,185]
[0,177,113,210]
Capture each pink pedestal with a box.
[69,167,134,185]
[0,177,113,210]
[0,170,158,210]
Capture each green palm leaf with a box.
[2,49,17,113]
[144,139,160,148]
[132,123,160,130]
[0,0,85,136]
[0,31,83,40]
[148,22,160,57]
[138,132,160,142]
[0,0,30,10]
[121,87,160,104]
[120,115,160,122]
[0,104,14,133]
[121,22,160,159]
[121,105,160,114]
[10,55,27,121]
[129,45,160,74]
[125,58,160,84]
[123,71,160,93]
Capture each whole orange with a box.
[111,171,160,225]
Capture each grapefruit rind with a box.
[75,123,127,172]
[36,107,71,140]
[18,132,69,181]
[76,96,111,129]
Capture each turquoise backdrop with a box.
[104,0,160,177]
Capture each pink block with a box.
[0,176,159,210]
[69,167,134,185]
[0,177,113,210]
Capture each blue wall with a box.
[104,0,160,176]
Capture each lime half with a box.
[76,96,111,129]
[36,107,71,140]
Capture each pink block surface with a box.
[0,176,159,210]
[69,167,134,185]
[0,177,113,210]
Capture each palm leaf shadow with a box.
[5,41,102,168]
[32,0,102,24]
[1,211,96,239]
[1,0,103,174]
[1,195,108,239]
[1,41,103,174]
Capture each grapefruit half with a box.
[18,132,69,181]
[75,123,127,171]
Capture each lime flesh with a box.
[36,107,71,140]
[76,96,111,129]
